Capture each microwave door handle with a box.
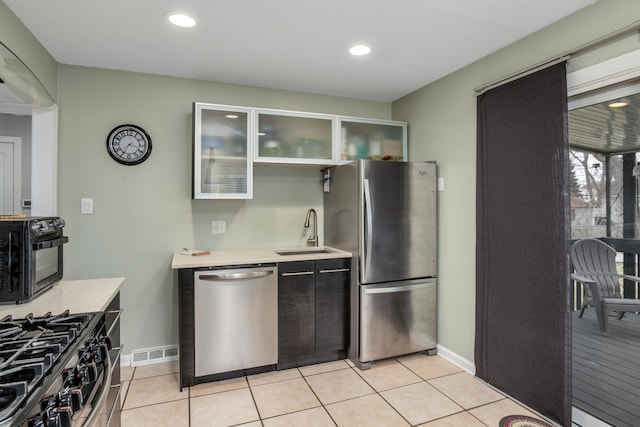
[32,236,69,250]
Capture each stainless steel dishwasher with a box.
[194,264,278,377]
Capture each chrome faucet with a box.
[304,208,318,247]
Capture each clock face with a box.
[106,124,152,165]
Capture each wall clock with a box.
[106,124,152,165]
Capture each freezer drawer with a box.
[359,279,436,363]
[194,265,278,377]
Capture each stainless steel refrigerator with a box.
[324,160,437,369]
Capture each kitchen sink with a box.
[275,249,333,256]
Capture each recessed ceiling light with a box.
[608,101,628,108]
[226,114,239,119]
[168,13,196,28]
[349,45,371,56]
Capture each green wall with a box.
[393,0,640,363]
[56,65,391,352]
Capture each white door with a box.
[0,136,22,215]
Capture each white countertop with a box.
[0,277,125,318]
[171,246,351,269]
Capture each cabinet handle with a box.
[83,339,112,427]
[319,268,350,273]
[107,383,122,425]
[106,309,123,338]
[199,271,274,281]
[110,345,124,374]
[281,271,315,277]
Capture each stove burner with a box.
[0,382,27,422]
[0,363,43,390]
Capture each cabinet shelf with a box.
[199,154,247,161]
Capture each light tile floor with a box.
[120,354,548,426]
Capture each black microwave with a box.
[0,217,68,304]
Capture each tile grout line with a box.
[290,366,339,426]
[348,363,417,426]
[244,374,265,426]
[396,357,501,423]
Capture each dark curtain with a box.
[475,62,571,426]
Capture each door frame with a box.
[0,136,22,215]
[567,48,640,427]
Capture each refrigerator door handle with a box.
[363,178,373,279]
[362,282,435,294]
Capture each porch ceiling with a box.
[569,91,640,154]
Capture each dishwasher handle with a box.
[198,270,274,281]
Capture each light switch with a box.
[81,198,93,215]
[437,177,445,192]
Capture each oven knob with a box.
[47,406,73,427]
[64,362,98,386]
[83,341,109,363]
[97,341,109,360]
[99,335,113,350]
[57,389,83,412]
[81,362,99,383]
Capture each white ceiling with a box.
[4,0,596,103]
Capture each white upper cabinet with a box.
[193,103,253,199]
[254,109,335,165]
[192,102,409,199]
[337,117,407,162]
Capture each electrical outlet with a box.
[211,220,226,234]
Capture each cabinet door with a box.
[338,117,407,162]
[255,109,335,165]
[278,261,316,358]
[315,259,350,352]
[193,103,253,199]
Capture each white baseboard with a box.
[436,344,476,375]
[120,353,131,367]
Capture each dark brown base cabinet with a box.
[277,258,350,370]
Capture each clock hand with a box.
[121,141,135,153]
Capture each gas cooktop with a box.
[0,310,109,427]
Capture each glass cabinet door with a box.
[193,103,252,199]
[255,109,334,164]
[338,117,407,162]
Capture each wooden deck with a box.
[572,309,640,427]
